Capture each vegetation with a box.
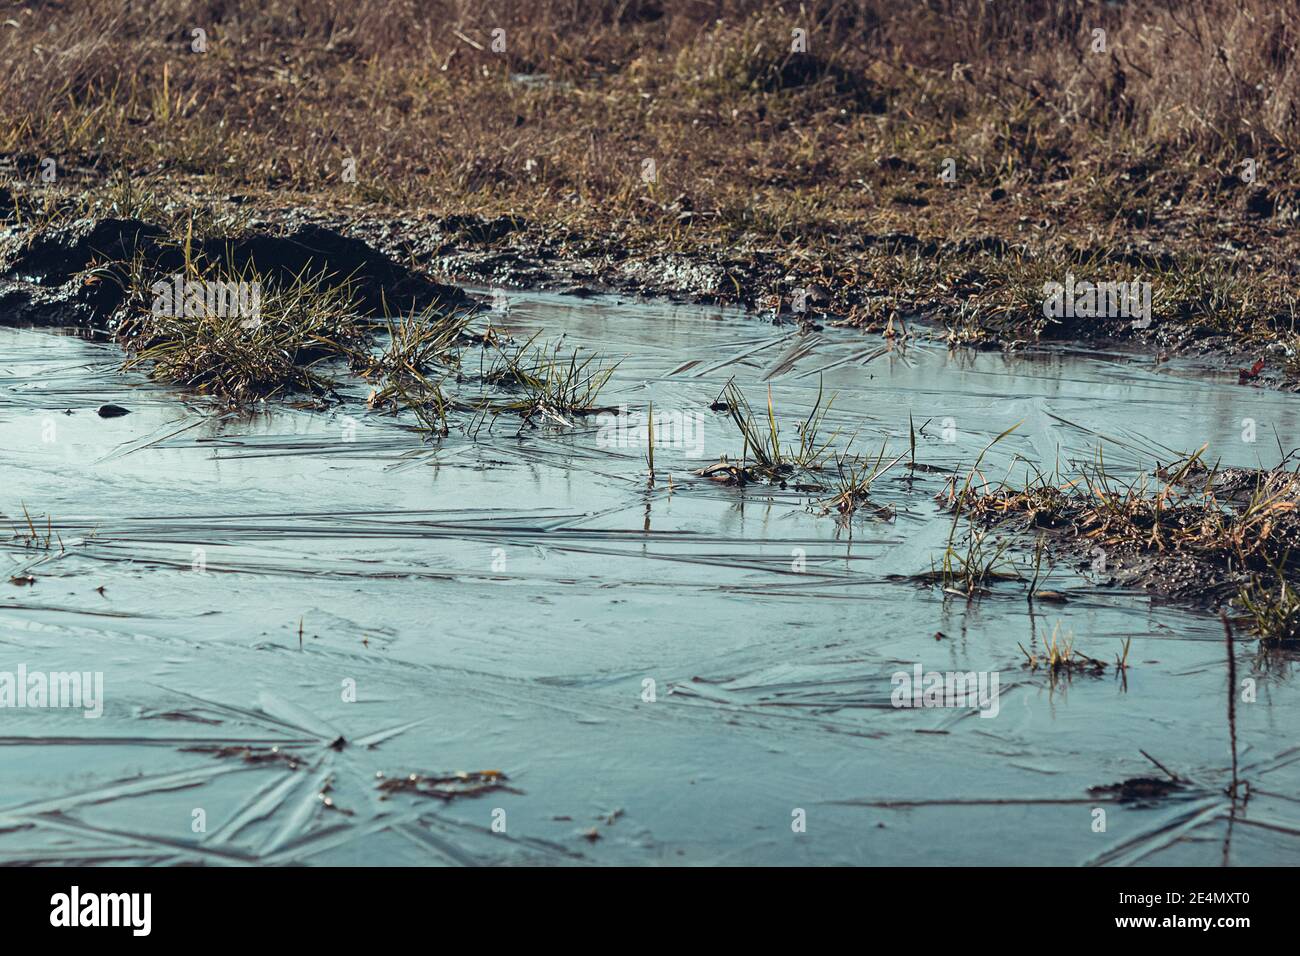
[957,449,1300,642]
[2,1,1297,350]
[117,262,365,401]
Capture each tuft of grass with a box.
[722,380,785,475]
[10,504,60,552]
[118,262,366,402]
[364,306,472,382]
[929,421,1023,596]
[1236,555,1300,644]
[933,521,1020,596]
[721,378,838,477]
[485,335,617,426]
[359,304,473,439]
[818,441,905,519]
[379,374,451,439]
[962,448,1300,585]
[1019,623,1110,677]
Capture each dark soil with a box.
[0,213,472,329]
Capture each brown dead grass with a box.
[1,1,1298,342]
[3,2,1297,225]
[955,455,1300,638]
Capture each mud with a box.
[305,209,1300,390]
[964,462,1300,607]
[0,216,472,329]
[2,203,1295,392]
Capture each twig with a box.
[1139,749,1180,783]
[1220,610,1240,798]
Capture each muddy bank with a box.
[2,194,1295,390]
[957,459,1300,627]
[298,208,1300,391]
[0,214,473,329]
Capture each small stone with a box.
[97,404,130,418]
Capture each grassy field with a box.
[1,0,1298,356]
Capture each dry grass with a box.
[116,262,366,400]
[957,454,1300,575]
[957,451,1300,640]
[1,2,1297,330]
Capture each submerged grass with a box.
[818,442,903,519]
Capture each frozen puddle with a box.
[1,292,1297,865]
